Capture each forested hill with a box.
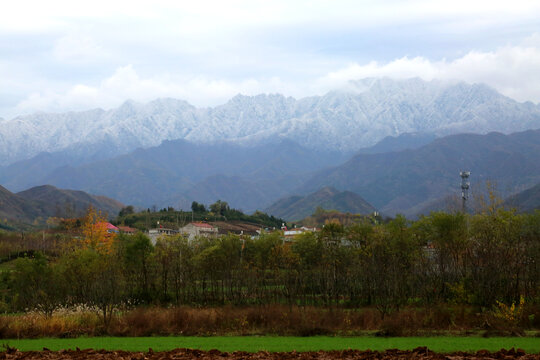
[504,182,540,212]
[265,187,377,221]
[0,184,123,224]
[0,185,40,224]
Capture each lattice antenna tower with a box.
[460,171,470,213]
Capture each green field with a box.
[3,336,540,353]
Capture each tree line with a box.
[1,206,539,324]
[115,200,284,230]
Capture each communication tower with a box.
[460,171,470,212]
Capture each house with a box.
[179,222,218,240]
[148,227,179,244]
[117,225,137,235]
[209,221,262,237]
[283,226,318,240]
[97,222,119,234]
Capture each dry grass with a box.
[0,312,102,338]
[0,304,537,338]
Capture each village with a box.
[100,220,319,244]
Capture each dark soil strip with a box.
[0,347,539,359]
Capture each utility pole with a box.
[460,171,470,213]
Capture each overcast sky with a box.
[1,0,540,119]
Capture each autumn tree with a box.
[81,206,115,253]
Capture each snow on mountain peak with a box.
[1,78,540,165]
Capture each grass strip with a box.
[2,336,540,354]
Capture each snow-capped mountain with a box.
[1,77,540,165]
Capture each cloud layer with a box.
[317,36,540,103]
[1,1,540,118]
[9,36,540,117]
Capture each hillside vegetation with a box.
[115,201,284,230]
[0,185,123,225]
[265,187,377,221]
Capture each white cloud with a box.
[315,38,540,103]
[12,37,540,118]
[53,35,108,64]
[3,0,539,34]
[3,2,540,118]
[12,65,300,115]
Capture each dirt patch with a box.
[0,347,538,359]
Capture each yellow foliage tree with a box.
[81,206,116,253]
[494,295,525,325]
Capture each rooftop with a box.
[191,222,215,229]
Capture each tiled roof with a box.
[118,226,137,233]
[191,222,214,229]
[209,221,262,235]
[98,222,119,230]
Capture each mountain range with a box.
[2,77,540,220]
[2,77,539,166]
[0,139,347,210]
[301,129,540,216]
[3,126,540,218]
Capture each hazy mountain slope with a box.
[26,139,345,209]
[2,78,540,165]
[504,182,540,212]
[0,185,123,223]
[17,185,124,218]
[410,181,540,217]
[265,186,377,221]
[0,130,436,196]
[0,185,43,222]
[300,129,540,215]
[402,195,465,219]
[0,151,100,192]
[356,132,437,155]
[176,175,287,212]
